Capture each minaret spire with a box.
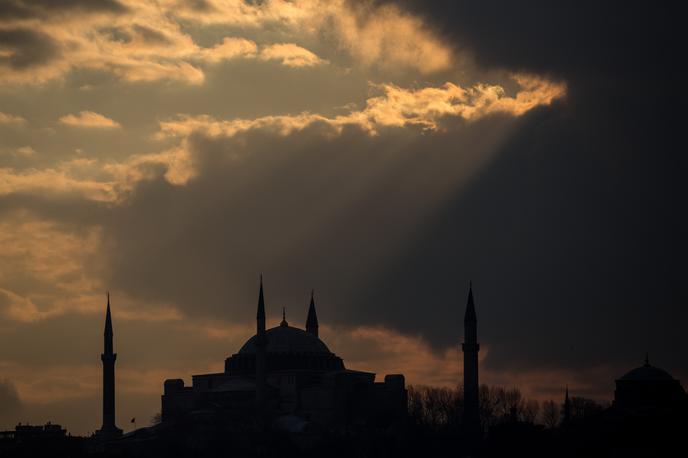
[563,385,572,425]
[462,281,480,437]
[104,291,113,354]
[306,290,319,337]
[255,275,267,410]
[281,307,288,327]
[97,292,122,439]
[257,275,265,325]
[465,282,477,324]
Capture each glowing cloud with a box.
[15,146,36,156]
[259,43,327,67]
[58,111,121,129]
[197,37,258,63]
[159,75,566,139]
[0,161,117,201]
[318,1,452,74]
[165,0,452,74]
[0,112,26,124]
[0,74,564,207]
[0,0,449,85]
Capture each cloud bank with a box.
[0,0,452,85]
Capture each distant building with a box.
[0,422,69,448]
[13,422,67,443]
[613,355,687,413]
[161,279,407,431]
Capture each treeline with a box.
[407,384,607,432]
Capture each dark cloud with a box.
[0,28,60,69]
[0,1,34,21]
[0,193,106,227]
[392,1,680,80]
[27,0,127,13]
[98,0,687,382]
[185,0,215,13]
[99,116,513,324]
[0,0,127,21]
[356,1,687,375]
[0,0,685,410]
[0,379,23,424]
[361,97,687,372]
[131,24,171,45]
[99,26,133,44]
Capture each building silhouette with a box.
[613,355,686,413]
[462,282,480,435]
[0,422,66,444]
[161,278,407,431]
[21,279,676,458]
[95,293,122,439]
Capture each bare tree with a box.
[479,384,500,428]
[410,384,546,432]
[541,400,560,428]
[522,399,540,423]
[407,385,462,431]
[494,387,524,421]
[570,396,605,421]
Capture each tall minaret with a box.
[98,293,122,438]
[305,290,319,337]
[255,276,267,408]
[462,282,480,434]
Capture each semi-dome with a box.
[239,324,331,354]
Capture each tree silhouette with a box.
[541,400,560,429]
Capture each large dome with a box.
[619,363,675,382]
[225,323,344,374]
[239,325,331,354]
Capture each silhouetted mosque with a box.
[4,281,688,457]
[613,355,686,413]
[92,283,686,432]
[160,278,407,431]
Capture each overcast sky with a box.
[0,0,684,435]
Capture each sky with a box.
[0,0,685,435]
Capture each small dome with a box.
[239,325,331,354]
[619,363,675,382]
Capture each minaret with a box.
[306,290,319,337]
[462,282,480,435]
[255,276,267,408]
[98,293,122,438]
[562,386,572,425]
